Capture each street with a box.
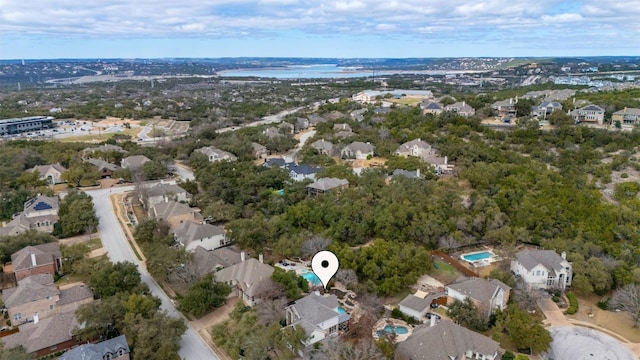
[87,186,219,360]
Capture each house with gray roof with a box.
[185,245,243,278]
[446,277,510,318]
[492,98,518,119]
[532,100,563,119]
[285,293,350,346]
[142,182,191,209]
[420,101,444,115]
[213,257,275,306]
[82,144,128,157]
[1,310,82,358]
[59,334,130,360]
[398,291,446,321]
[120,155,151,170]
[308,114,327,126]
[395,319,501,360]
[10,242,61,282]
[0,195,59,237]
[287,163,320,182]
[195,146,237,162]
[341,141,375,160]
[150,200,202,228]
[310,139,335,156]
[444,101,476,117]
[511,249,572,290]
[173,221,228,252]
[28,163,67,185]
[306,178,349,196]
[612,107,640,128]
[391,169,425,180]
[395,138,434,158]
[251,142,269,159]
[294,118,310,132]
[571,104,605,125]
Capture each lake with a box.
[219,64,418,79]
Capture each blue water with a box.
[337,307,346,314]
[463,251,492,261]
[301,271,322,286]
[376,325,409,337]
[219,64,452,79]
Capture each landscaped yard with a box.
[429,258,462,284]
[573,294,640,343]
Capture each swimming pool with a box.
[462,251,493,262]
[337,306,346,314]
[301,271,322,286]
[376,325,409,337]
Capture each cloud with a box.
[0,0,638,55]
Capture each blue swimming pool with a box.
[462,251,493,262]
[376,325,409,337]
[301,271,322,286]
[337,306,346,314]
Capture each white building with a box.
[511,249,572,290]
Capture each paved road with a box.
[216,107,303,133]
[87,187,219,360]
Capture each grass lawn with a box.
[388,98,422,106]
[84,238,103,251]
[429,259,461,284]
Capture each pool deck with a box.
[372,318,412,343]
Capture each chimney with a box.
[31,253,37,267]
[416,168,420,177]
[430,314,436,327]
[444,156,448,165]
[417,138,421,142]
[462,101,465,107]
[561,251,566,260]
[509,98,512,105]
[33,313,39,325]
[241,252,246,262]
[259,253,264,264]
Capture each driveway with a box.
[87,186,220,360]
[537,297,571,327]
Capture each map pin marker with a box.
[311,250,339,290]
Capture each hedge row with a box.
[566,292,579,315]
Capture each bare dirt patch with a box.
[351,157,387,168]
[574,294,640,343]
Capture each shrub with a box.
[597,299,609,310]
[552,295,560,303]
[502,351,515,360]
[621,173,629,178]
[566,291,579,315]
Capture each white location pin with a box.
[311,250,339,289]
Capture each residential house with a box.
[398,290,446,321]
[120,155,151,171]
[352,89,433,103]
[28,163,67,185]
[195,146,237,162]
[0,195,60,236]
[251,142,269,159]
[278,122,295,135]
[150,200,202,227]
[285,292,350,346]
[308,114,327,126]
[310,139,335,156]
[1,310,83,358]
[532,100,563,119]
[82,144,128,158]
[294,118,310,133]
[306,178,349,196]
[59,334,130,360]
[84,158,120,179]
[444,101,476,117]
[188,245,243,277]
[612,108,640,127]
[333,123,352,133]
[2,274,93,325]
[390,169,424,180]
[492,98,517,119]
[288,163,320,182]
[173,221,228,252]
[511,249,572,290]
[395,138,434,158]
[395,319,501,360]
[421,101,444,115]
[572,104,605,125]
[142,182,191,209]
[263,126,282,139]
[446,278,510,318]
[341,141,375,160]
[213,255,275,306]
[263,157,289,168]
[325,111,347,121]
[350,109,366,121]
[10,243,61,282]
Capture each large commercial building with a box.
[0,116,55,136]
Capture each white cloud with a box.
[541,13,583,22]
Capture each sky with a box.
[1,0,640,59]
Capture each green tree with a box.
[62,163,100,187]
[515,99,535,118]
[56,190,99,237]
[123,312,186,360]
[272,267,308,300]
[141,160,167,180]
[89,261,147,298]
[447,297,487,331]
[177,276,232,317]
[547,109,573,126]
[499,304,552,354]
[0,343,32,360]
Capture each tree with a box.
[0,343,32,360]
[301,235,332,258]
[177,276,231,317]
[56,190,99,237]
[141,160,167,180]
[611,283,640,327]
[498,304,552,354]
[61,163,100,187]
[547,109,573,126]
[447,297,487,331]
[123,311,186,360]
[515,98,535,118]
[89,261,147,298]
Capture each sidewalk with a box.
[190,297,239,360]
[109,192,146,264]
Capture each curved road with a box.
[87,186,218,360]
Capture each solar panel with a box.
[33,202,52,211]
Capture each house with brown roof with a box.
[213,256,274,306]
[310,139,335,156]
[285,293,350,346]
[28,163,67,184]
[1,310,83,358]
[173,221,228,252]
[446,277,510,318]
[251,142,269,159]
[59,334,130,360]
[84,158,120,179]
[395,319,501,360]
[341,141,375,160]
[10,243,61,282]
[149,200,202,227]
[120,155,151,171]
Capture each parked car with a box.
[425,312,441,320]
